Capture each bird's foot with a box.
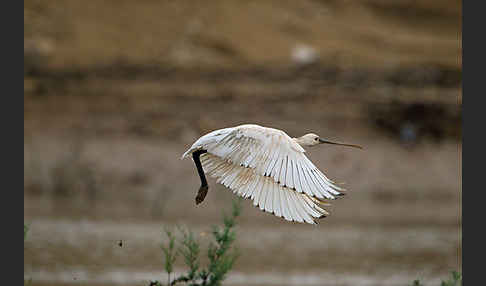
[195,185,209,205]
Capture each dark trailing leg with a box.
[192,150,208,205]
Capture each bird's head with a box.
[295,133,363,149]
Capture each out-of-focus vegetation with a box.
[410,271,462,286]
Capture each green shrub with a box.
[150,198,242,286]
[410,271,462,286]
[410,280,423,286]
[440,271,462,286]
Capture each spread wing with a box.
[185,124,345,224]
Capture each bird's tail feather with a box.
[181,148,194,159]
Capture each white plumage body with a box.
[182,124,348,224]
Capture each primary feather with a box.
[182,124,346,224]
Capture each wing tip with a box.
[253,199,316,224]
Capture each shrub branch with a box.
[152,198,242,286]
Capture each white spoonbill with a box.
[182,124,362,224]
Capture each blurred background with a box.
[24,0,461,285]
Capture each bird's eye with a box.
[315,137,318,141]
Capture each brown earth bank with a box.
[24,0,461,70]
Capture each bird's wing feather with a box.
[200,153,328,224]
[203,124,343,200]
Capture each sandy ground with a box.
[24,123,461,285]
[24,217,460,286]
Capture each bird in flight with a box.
[182,124,362,224]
